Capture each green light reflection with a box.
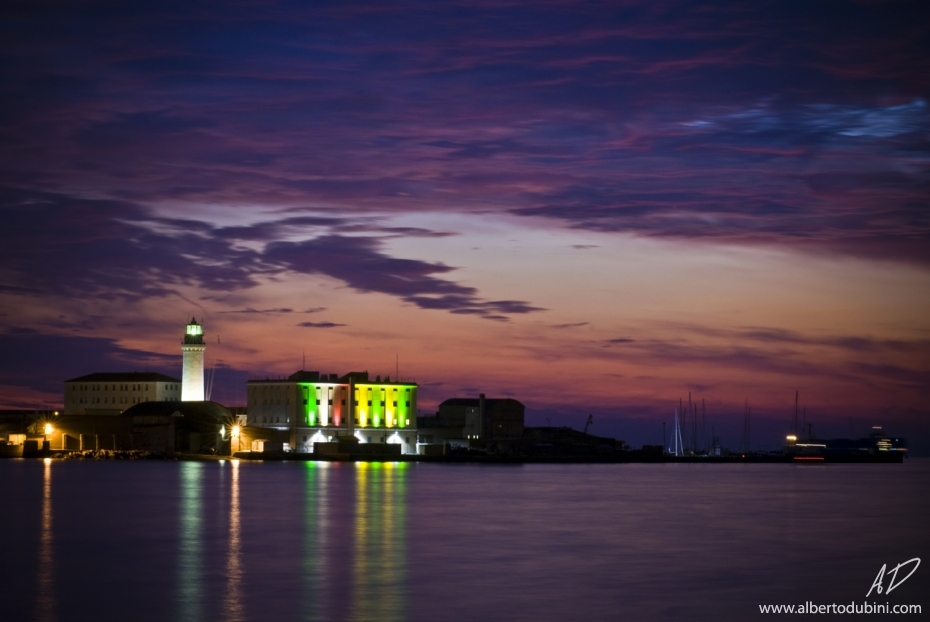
[302,461,331,621]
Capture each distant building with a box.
[417,394,525,446]
[63,372,181,415]
[440,395,524,440]
[246,370,418,454]
[181,317,205,401]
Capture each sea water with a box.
[0,458,927,621]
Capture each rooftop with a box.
[248,370,415,385]
[65,372,180,383]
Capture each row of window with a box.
[250,415,411,427]
[248,398,413,407]
[77,396,177,405]
[71,383,179,392]
[257,416,291,424]
[78,397,181,404]
[308,399,409,407]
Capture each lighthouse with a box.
[181,317,205,401]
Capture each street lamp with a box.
[43,423,53,455]
[232,424,241,454]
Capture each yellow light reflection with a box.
[223,460,244,622]
[352,461,408,621]
[36,458,55,622]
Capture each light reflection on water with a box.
[177,462,203,622]
[352,462,407,622]
[35,458,55,622]
[301,461,330,621]
[224,460,244,622]
[1,460,927,622]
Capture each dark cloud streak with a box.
[1,1,928,263]
[0,186,541,319]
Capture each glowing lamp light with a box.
[232,424,241,439]
[786,435,797,442]
[44,423,54,436]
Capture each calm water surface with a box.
[1,459,927,621]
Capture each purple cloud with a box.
[0,186,542,319]
[0,0,926,266]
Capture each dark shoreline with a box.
[1,447,907,464]
[232,451,906,464]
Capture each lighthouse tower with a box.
[181,317,205,401]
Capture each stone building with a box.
[63,372,181,415]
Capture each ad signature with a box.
[866,558,920,597]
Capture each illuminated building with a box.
[246,370,418,454]
[181,317,205,401]
[63,372,181,414]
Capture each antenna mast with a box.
[702,399,706,453]
[669,406,684,456]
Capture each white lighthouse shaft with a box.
[181,345,205,401]
[181,318,206,401]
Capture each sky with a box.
[1,0,928,451]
